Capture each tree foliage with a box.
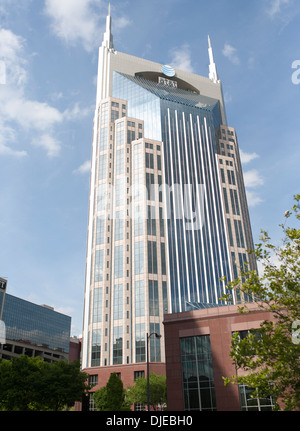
[0,355,89,411]
[93,373,130,411]
[126,373,167,410]
[222,195,300,411]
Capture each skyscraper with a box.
[81,8,256,376]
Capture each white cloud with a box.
[63,102,93,121]
[222,43,240,65]
[32,134,61,158]
[44,0,103,52]
[169,44,194,73]
[0,28,27,86]
[246,190,264,207]
[244,169,264,188]
[267,0,291,18]
[240,149,259,164]
[73,160,91,175]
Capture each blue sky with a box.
[0,0,299,336]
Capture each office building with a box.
[81,6,256,387]
[163,304,276,411]
[0,288,71,362]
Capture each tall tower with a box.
[81,10,256,390]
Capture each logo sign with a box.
[161,65,176,77]
[158,76,178,88]
[0,278,7,291]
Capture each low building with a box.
[0,290,71,362]
[163,303,276,411]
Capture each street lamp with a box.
[146,332,162,411]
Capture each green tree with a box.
[126,373,167,410]
[0,356,89,411]
[93,373,130,411]
[222,195,300,411]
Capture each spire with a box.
[208,35,219,83]
[102,2,114,50]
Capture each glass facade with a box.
[0,292,71,353]
[112,71,231,313]
[180,335,216,411]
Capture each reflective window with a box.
[148,241,157,274]
[98,154,107,180]
[92,287,103,323]
[96,217,105,245]
[134,241,144,275]
[113,326,123,365]
[91,329,101,367]
[0,292,71,353]
[239,385,275,411]
[135,323,145,363]
[94,249,104,282]
[114,246,123,278]
[149,280,159,316]
[180,335,216,411]
[113,284,123,320]
[150,323,161,362]
[135,280,145,317]
[114,211,124,241]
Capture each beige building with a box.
[81,7,256,391]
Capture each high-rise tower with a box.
[81,8,256,386]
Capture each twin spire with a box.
[101,5,219,82]
[102,3,114,50]
[208,35,220,83]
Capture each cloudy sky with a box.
[0,0,299,336]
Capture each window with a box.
[134,370,145,380]
[113,326,123,365]
[113,284,123,320]
[161,242,166,275]
[230,189,240,215]
[91,329,101,367]
[114,246,123,278]
[234,219,245,248]
[162,281,168,314]
[134,241,144,275]
[223,188,229,214]
[135,323,145,363]
[227,170,236,185]
[98,154,107,180]
[150,323,161,362]
[94,249,104,282]
[116,122,124,147]
[148,241,157,274]
[145,152,154,169]
[239,385,275,411]
[220,168,226,183]
[115,178,124,207]
[92,287,103,323]
[226,219,234,247]
[114,211,124,241]
[146,173,155,201]
[99,127,108,151]
[147,206,156,235]
[149,280,159,316]
[135,280,145,317]
[115,149,124,175]
[134,206,144,237]
[88,375,98,386]
[180,335,216,411]
[96,217,105,245]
